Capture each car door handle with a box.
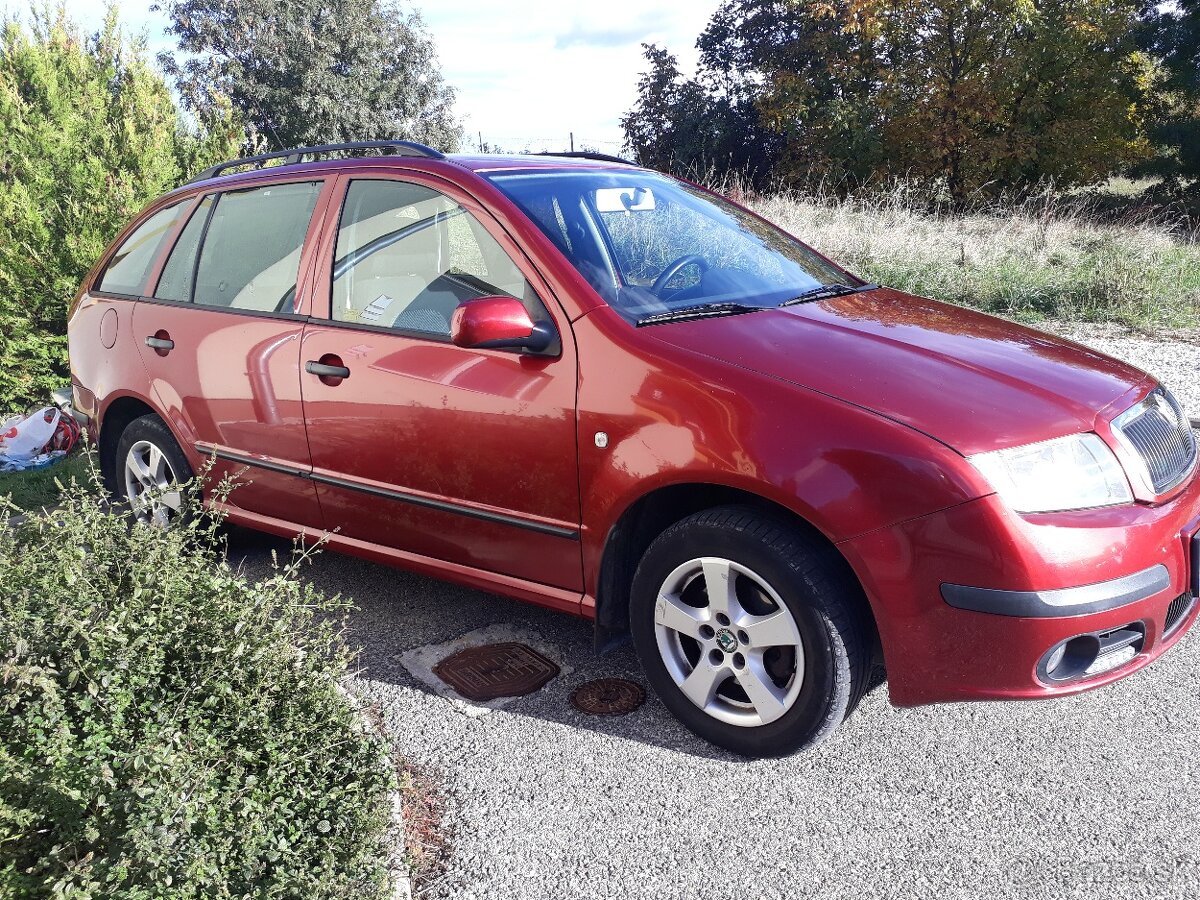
[145,335,174,352]
[305,360,351,379]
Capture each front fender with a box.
[572,309,988,601]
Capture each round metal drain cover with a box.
[570,678,646,716]
[432,642,560,701]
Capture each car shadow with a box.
[223,525,889,761]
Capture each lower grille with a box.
[1165,592,1195,636]
[1114,387,1197,494]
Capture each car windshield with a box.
[485,169,852,322]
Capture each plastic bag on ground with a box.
[0,407,62,469]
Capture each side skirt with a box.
[213,501,589,618]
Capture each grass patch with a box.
[360,699,447,893]
[0,452,91,513]
[397,761,447,890]
[750,189,1200,329]
[0,475,398,898]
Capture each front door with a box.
[300,174,582,593]
[134,179,332,527]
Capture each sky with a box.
[52,0,723,154]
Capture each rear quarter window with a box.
[154,195,214,302]
[96,201,184,296]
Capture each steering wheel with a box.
[651,254,710,296]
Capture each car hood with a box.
[643,288,1152,456]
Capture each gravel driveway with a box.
[232,323,1200,900]
[1046,321,1200,417]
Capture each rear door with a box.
[76,199,191,424]
[133,177,334,527]
[299,172,583,595]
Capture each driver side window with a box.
[331,179,544,338]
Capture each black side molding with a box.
[194,443,579,540]
[197,446,309,479]
[941,564,1171,618]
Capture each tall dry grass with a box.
[746,185,1200,328]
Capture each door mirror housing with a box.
[450,296,555,353]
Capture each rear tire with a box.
[114,414,193,526]
[630,505,871,758]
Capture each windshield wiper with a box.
[779,283,878,307]
[636,301,763,327]
[635,283,879,325]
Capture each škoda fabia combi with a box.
[69,142,1200,757]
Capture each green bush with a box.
[0,472,395,899]
[0,7,241,411]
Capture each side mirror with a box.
[450,296,555,353]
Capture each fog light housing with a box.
[1039,634,1101,683]
[1037,622,1146,685]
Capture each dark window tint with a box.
[332,179,539,337]
[154,196,213,302]
[192,181,322,312]
[97,202,183,295]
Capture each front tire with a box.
[114,414,193,526]
[630,506,872,758]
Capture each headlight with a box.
[969,433,1133,513]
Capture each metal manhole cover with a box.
[569,678,646,716]
[432,642,560,701]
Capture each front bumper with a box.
[841,472,1200,707]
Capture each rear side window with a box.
[190,181,322,312]
[97,202,183,296]
[155,195,213,302]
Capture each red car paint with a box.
[68,154,1200,708]
[450,296,540,348]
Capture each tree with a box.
[887,1,1152,199]
[647,0,1154,200]
[697,0,889,189]
[621,44,780,186]
[0,4,241,409]
[622,45,718,174]
[155,0,461,152]
[1136,0,1200,188]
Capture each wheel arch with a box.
[97,393,162,493]
[593,482,879,656]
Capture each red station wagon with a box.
[69,141,1200,757]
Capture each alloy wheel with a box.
[123,439,181,526]
[653,556,805,727]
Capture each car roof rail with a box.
[187,140,446,183]
[533,151,638,166]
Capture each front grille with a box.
[1165,592,1195,636]
[1114,387,1197,494]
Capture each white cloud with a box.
[49,0,722,152]
[424,1,720,152]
